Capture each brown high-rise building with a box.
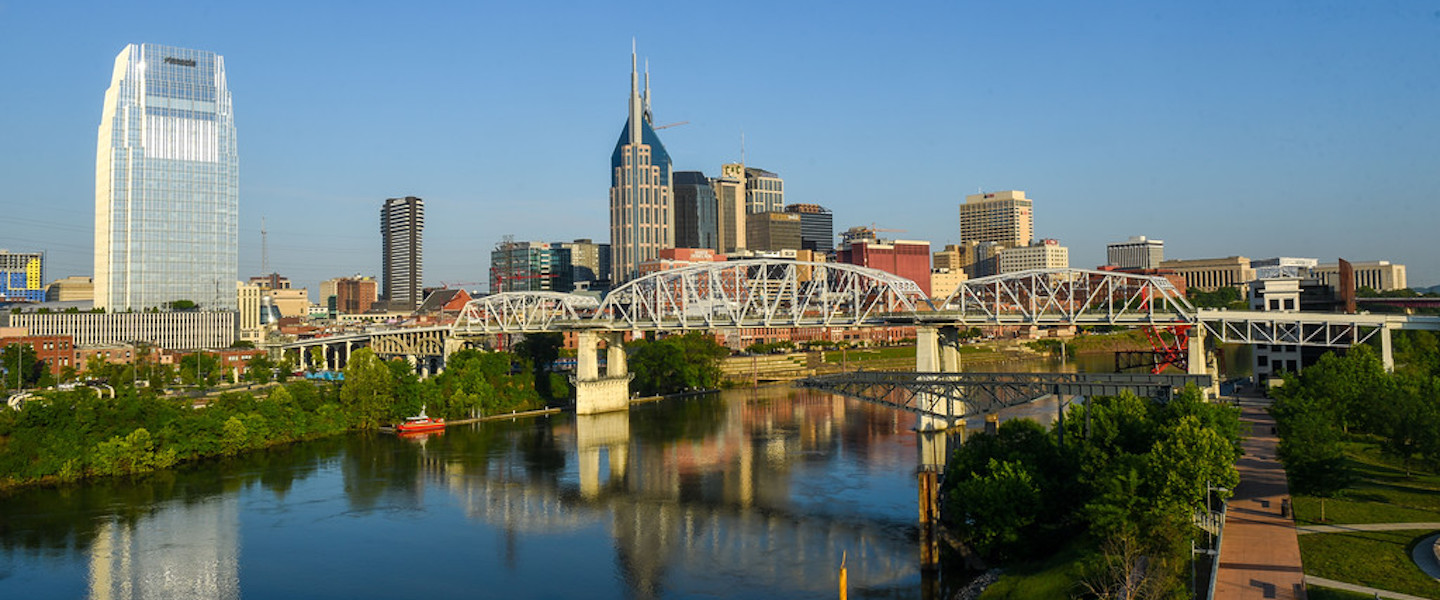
[960,190,1033,248]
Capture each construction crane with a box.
[440,281,482,289]
[653,120,689,130]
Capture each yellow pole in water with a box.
[839,551,847,600]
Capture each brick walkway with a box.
[1214,396,1306,600]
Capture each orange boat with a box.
[395,408,445,434]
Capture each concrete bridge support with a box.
[1187,326,1219,398]
[576,411,631,498]
[915,325,965,431]
[572,331,632,415]
[1380,324,1395,372]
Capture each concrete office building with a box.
[490,240,573,293]
[999,239,1069,273]
[555,239,611,291]
[45,276,94,302]
[744,167,784,214]
[673,172,719,252]
[0,251,44,303]
[1106,236,1164,270]
[1159,256,1255,293]
[95,44,238,310]
[381,196,424,311]
[960,190,1033,248]
[1313,260,1407,293]
[321,276,378,315]
[784,204,833,253]
[2,311,236,350]
[713,164,747,253]
[745,212,803,253]
[609,46,673,284]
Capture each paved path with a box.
[1215,396,1306,600]
[1307,575,1434,600]
[1297,522,1440,535]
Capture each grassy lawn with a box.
[1298,529,1440,598]
[1293,440,1440,526]
[822,345,919,363]
[979,539,1088,600]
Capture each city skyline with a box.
[2,2,1439,295]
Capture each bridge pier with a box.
[577,411,630,498]
[1381,324,1395,373]
[572,330,632,415]
[916,325,965,431]
[1187,326,1217,398]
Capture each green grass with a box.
[1298,529,1440,598]
[1293,440,1440,526]
[979,539,1088,600]
[822,345,919,363]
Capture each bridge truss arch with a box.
[595,259,930,331]
[933,268,1196,326]
[452,291,600,335]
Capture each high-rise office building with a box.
[609,46,673,284]
[960,190,1033,248]
[1106,236,1164,270]
[783,204,833,253]
[95,44,238,310]
[745,212,803,253]
[999,239,1070,273]
[554,239,610,291]
[713,164,747,253]
[673,171,719,251]
[744,167,784,213]
[0,251,44,302]
[381,196,424,311]
[490,240,573,293]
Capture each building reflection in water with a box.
[88,496,240,600]
[416,386,922,597]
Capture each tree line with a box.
[1272,332,1440,504]
[942,385,1241,597]
[0,345,555,490]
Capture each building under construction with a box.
[489,239,573,294]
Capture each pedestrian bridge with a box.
[282,263,1440,414]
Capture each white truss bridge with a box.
[450,262,1440,347]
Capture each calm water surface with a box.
[1,387,942,599]
[0,349,1248,599]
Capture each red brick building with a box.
[0,335,75,377]
[837,238,932,297]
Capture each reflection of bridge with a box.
[418,394,920,596]
[288,263,1440,415]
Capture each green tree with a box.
[947,458,1042,559]
[1,343,43,390]
[245,353,276,384]
[340,348,394,428]
[629,333,729,396]
[513,333,564,400]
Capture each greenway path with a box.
[1214,396,1305,599]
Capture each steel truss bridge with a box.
[797,371,1213,428]
[277,263,1438,415]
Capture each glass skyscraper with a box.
[95,43,238,310]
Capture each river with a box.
[0,348,1249,599]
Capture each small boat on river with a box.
[395,407,445,434]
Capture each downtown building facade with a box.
[490,240,573,293]
[554,239,610,291]
[609,48,673,284]
[784,204,833,253]
[0,251,44,303]
[744,167,784,213]
[381,196,424,311]
[95,44,239,310]
[960,190,1033,248]
[673,172,718,252]
[713,164,747,253]
[1106,235,1164,270]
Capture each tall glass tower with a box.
[95,43,238,310]
[608,45,672,284]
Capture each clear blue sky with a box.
[3,0,1438,295]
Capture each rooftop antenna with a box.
[261,216,269,275]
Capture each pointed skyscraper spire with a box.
[643,59,653,124]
